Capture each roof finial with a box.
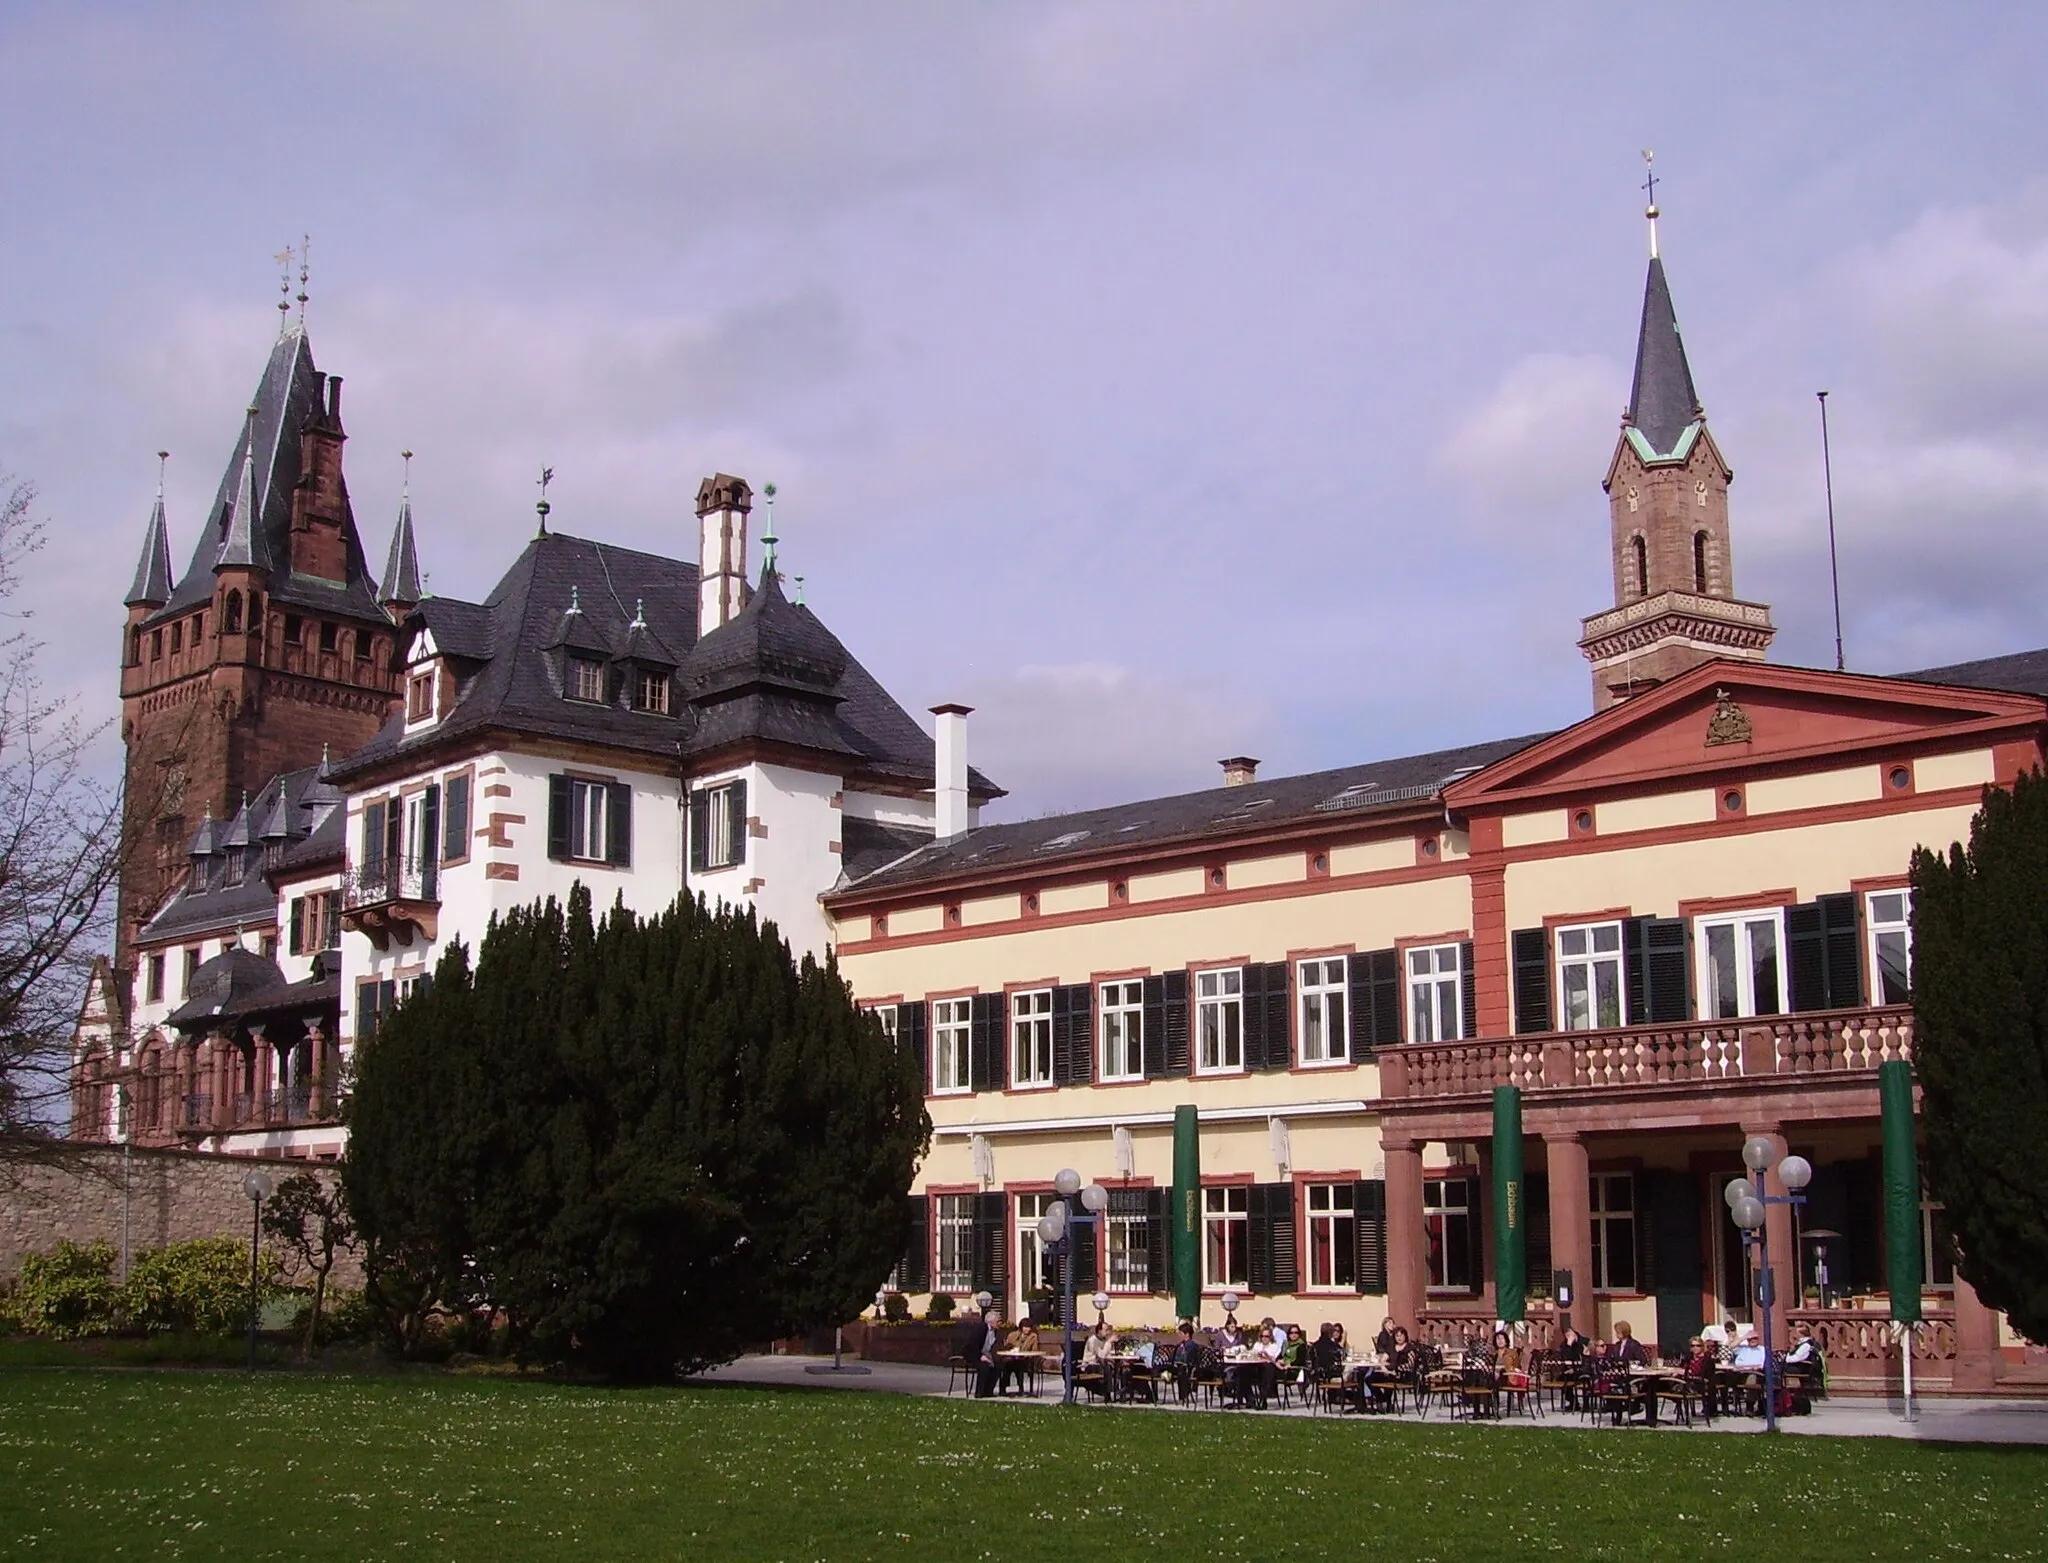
[566,585,582,615]
[761,481,779,574]
[155,450,168,498]
[401,448,413,500]
[630,597,647,629]
[1641,148,1660,260]
[794,574,805,606]
[536,465,553,535]
[274,242,294,330]
[297,234,310,325]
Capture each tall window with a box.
[1631,535,1648,597]
[145,953,165,1004]
[934,1194,975,1292]
[183,947,201,998]
[1868,889,1912,1004]
[1590,1173,1637,1291]
[1557,921,1623,1031]
[698,782,743,871]
[569,656,606,703]
[1196,968,1243,1074]
[1297,958,1348,1065]
[567,778,609,862]
[931,998,971,1094]
[1099,980,1144,1081]
[319,622,338,654]
[1696,910,1784,1018]
[1693,530,1710,593]
[1203,1185,1249,1289]
[1106,1195,1151,1291]
[871,1006,899,1047]
[1425,1177,1477,1292]
[1305,1182,1356,1290]
[1407,943,1464,1042]
[1015,1192,1059,1305]
[1011,989,1053,1087]
[407,671,435,722]
[1922,1195,1955,1288]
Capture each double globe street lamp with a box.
[1035,1168,1108,1405]
[1724,1136,1812,1434]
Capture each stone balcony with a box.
[339,856,439,949]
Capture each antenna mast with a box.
[1818,391,1844,672]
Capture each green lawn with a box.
[2,1371,2044,1562]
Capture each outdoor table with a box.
[994,1350,1042,1396]
[1626,1365,1683,1425]
[1221,1352,1275,1409]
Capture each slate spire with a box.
[380,450,423,610]
[1625,254,1703,460]
[125,453,175,608]
[216,406,260,569]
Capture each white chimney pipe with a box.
[931,703,972,840]
[695,473,752,639]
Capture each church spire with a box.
[380,449,423,614]
[216,408,259,569]
[1625,252,1703,459]
[125,452,174,608]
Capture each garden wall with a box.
[0,1142,361,1289]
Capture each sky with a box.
[5,2,2048,819]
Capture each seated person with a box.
[998,1319,1041,1394]
[1554,1324,1587,1364]
[1309,1323,1346,1381]
[1081,1320,1115,1370]
[1785,1323,1820,1368]
[1330,1322,1351,1359]
[1386,1325,1419,1378]
[1214,1318,1243,1352]
[1372,1315,1398,1356]
[1611,1320,1649,1367]
[1167,1321,1211,1402]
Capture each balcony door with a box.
[404,784,441,899]
[1695,910,1784,1020]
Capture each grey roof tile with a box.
[1898,646,2048,698]
[1627,257,1703,458]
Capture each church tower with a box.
[115,322,409,970]
[1578,183,1775,710]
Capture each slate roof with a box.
[126,487,174,608]
[1899,647,2048,699]
[334,531,1001,799]
[167,948,287,1027]
[381,491,423,605]
[836,731,1547,897]
[141,763,345,943]
[1626,256,1703,459]
[149,325,385,625]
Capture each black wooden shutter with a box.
[1788,899,1862,1012]
[1072,1214,1099,1295]
[1512,927,1551,1034]
[896,1001,928,1089]
[607,781,633,867]
[384,799,402,872]
[1459,941,1477,1038]
[442,773,470,862]
[1352,1179,1388,1295]
[726,779,748,868]
[1141,976,1167,1078]
[1252,961,1290,1070]
[900,1196,931,1294]
[1242,964,1269,1071]
[547,775,572,861]
[1348,948,1400,1057]
[419,784,440,899]
[1524,1173,1551,1296]
[1144,1188,1170,1295]
[688,790,710,873]
[1246,1182,1299,1296]
[972,1191,1007,1297]
[1624,916,1690,1024]
[288,898,305,957]
[1821,893,1861,1009]
[1051,983,1092,1085]
[969,992,1005,1091]
[1161,970,1191,1076]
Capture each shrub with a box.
[125,1237,282,1337]
[308,1287,377,1346]
[14,1240,122,1339]
[881,1291,910,1323]
[924,1292,956,1321]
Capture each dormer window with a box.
[407,669,437,724]
[223,848,245,888]
[633,670,670,714]
[569,656,607,704]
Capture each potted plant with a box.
[924,1292,956,1322]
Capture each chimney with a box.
[1221,756,1260,788]
[932,703,973,840]
[694,473,753,638]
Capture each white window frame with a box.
[934,1193,975,1293]
[701,782,740,871]
[405,669,436,726]
[1922,1194,1955,1290]
[871,1006,899,1047]
[633,669,670,715]
[567,778,609,863]
[1556,920,1624,1032]
[1015,1192,1059,1310]
[1202,1184,1249,1290]
[1305,1181,1356,1291]
[1694,908,1787,1020]
[569,656,606,704]
[1011,988,1054,1088]
[1105,1199,1150,1293]
[1195,967,1244,1075]
[1297,957,1348,1066]
[931,998,971,1096]
[1098,980,1145,1082]
[1406,943,1464,1043]
[1590,1172,1638,1292]
[1867,889,1912,1005]
[1425,1176,1478,1293]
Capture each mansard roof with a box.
[149,325,384,625]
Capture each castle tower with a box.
[1578,192,1775,710]
[115,324,404,971]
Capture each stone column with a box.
[210,1033,233,1129]
[174,1041,194,1131]
[1744,1122,1792,1350]
[1952,1274,2002,1391]
[307,1021,328,1118]
[1545,1132,1594,1337]
[252,1026,273,1123]
[1384,1134,1428,1331]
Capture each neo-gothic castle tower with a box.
[1578,203,1775,710]
[116,323,419,971]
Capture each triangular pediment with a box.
[1447,658,2044,809]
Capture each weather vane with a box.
[401,448,413,498]
[297,234,310,324]
[275,243,295,325]
[536,466,554,534]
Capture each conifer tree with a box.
[1910,770,2048,1343]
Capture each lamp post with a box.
[1724,1138,1811,1433]
[1036,1167,1108,1405]
[241,1169,273,1371]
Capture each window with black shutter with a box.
[362,798,388,874]
[968,992,1006,1091]
[1051,983,1094,1085]
[547,775,572,861]
[689,779,747,873]
[1788,894,1862,1011]
[1459,941,1477,1038]
[442,773,471,864]
[1242,961,1291,1071]
[1512,927,1552,1033]
[418,784,441,899]
[1245,1182,1300,1296]
[1351,1179,1388,1295]
[607,781,633,867]
[899,1196,931,1294]
[1624,916,1691,1024]
[1070,1214,1099,1296]
[1346,948,1400,1057]
[971,1191,1008,1297]
[897,1001,928,1086]
[1524,1174,1552,1299]
[1155,970,1190,1077]
[1144,1188,1169,1295]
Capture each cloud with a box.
[1429,352,1623,525]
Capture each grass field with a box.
[3,1371,2045,1562]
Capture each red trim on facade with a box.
[1676,887,1796,919]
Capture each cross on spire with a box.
[1641,149,1661,259]
[536,466,553,535]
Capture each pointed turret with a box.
[1625,257,1703,459]
[125,462,174,609]
[216,408,260,570]
[380,453,423,615]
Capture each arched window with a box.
[223,590,243,635]
[1630,535,1648,598]
[128,626,143,666]
[1693,531,1710,593]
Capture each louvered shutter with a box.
[1064,983,1093,1084]
[1144,1188,1170,1295]
[1247,961,1290,1071]
[1352,1179,1388,1295]
[1071,1214,1099,1295]
[1821,893,1860,1009]
[897,1001,928,1090]
[607,782,633,867]
[1625,916,1691,1024]
[726,779,749,868]
[968,992,1005,1092]
[1788,901,1836,1012]
[288,898,305,957]
[384,800,402,871]
[1512,927,1551,1034]
[900,1196,931,1294]
[419,784,440,899]
[548,775,572,861]
[1161,970,1191,1076]
[688,790,710,874]
[1459,941,1477,1038]
[1347,949,1399,1057]
[1242,964,1270,1071]
[442,773,470,862]
[1141,976,1168,1078]
[1246,1182,1299,1296]
[972,1191,1008,1297]
[1524,1173,1551,1297]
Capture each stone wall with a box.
[0,1142,362,1291]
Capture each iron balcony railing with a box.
[341,853,440,911]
